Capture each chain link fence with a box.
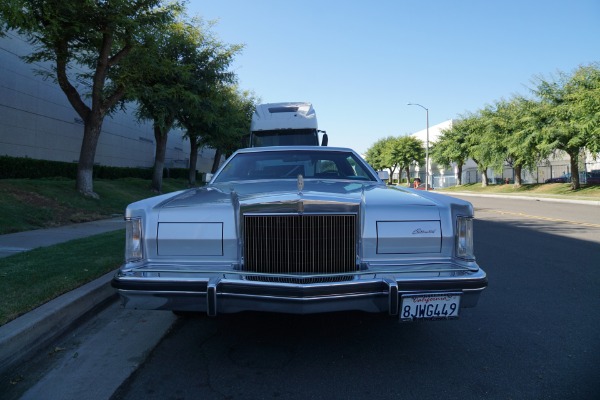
[428,162,600,188]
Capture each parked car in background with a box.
[586,171,600,185]
[545,173,571,183]
[544,171,600,184]
[112,146,487,322]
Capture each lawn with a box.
[0,231,123,325]
[0,178,191,234]
[0,178,193,325]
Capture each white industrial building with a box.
[408,120,469,185]
[0,32,216,173]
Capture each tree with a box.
[146,19,248,182]
[461,112,494,187]
[388,136,424,185]
[564,64,600,155]
[480,97,542,186]
[365,136,424,184]
[430,122,469,186]
[0,0,181,197]
[128,19,191,193]
[204,87,256,161]
[365,136,395,177]
[381,137,401,184]
[180,85,256,183]
[125,14,240,192]
[531,64,600,189]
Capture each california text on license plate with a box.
[400,293,461,321]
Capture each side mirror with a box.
[319,131,328,146]
[203,173,213,183]
[377,170,389,180]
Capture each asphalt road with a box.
[110,196,600,400]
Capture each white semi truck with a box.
[249,102,328,147]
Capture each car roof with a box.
[235,146,356,154]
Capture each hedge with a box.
[0,156,197,181]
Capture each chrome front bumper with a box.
[112,269,487,317]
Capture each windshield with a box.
[213,150,377,183]
[251,129,318,147]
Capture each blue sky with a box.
[191,0,599,154]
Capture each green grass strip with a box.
[0,230,124,326]
[437,182,600,199]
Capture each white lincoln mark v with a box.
[112,147,487,321]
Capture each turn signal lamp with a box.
[125,218,143,262]
[456,216,474,260]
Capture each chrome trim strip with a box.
[121,262,477,276]
[118,270,475,281]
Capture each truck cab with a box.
[250,102,327,147]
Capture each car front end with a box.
[112,147,487,321]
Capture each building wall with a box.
[410,119,453,145]
[0,32,216,173]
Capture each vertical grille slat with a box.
[244,214,356,279]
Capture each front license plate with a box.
[400,293,461,321]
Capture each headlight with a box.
[456,216,474,260]
[125,218,143,262]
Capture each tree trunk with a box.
[514,165,523,187]
[151,125,169,193]
[211,148,222,174]
[456,162,463,186]
[569,150,580,190]
[76,116,103,198]
[481,169,489,187]
[188,139,199,186]
[56,36,125,199]
[405,167,411,186]
[389,166,396,184]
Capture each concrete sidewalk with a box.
[0,216,124,258]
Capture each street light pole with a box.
[407,103,429,191]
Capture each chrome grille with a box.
[243,214,357,277]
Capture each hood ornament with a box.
[297,174,304,194]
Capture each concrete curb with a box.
[0,270,117,375]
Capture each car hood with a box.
[127,180,474,258]
[155,180,443,222]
